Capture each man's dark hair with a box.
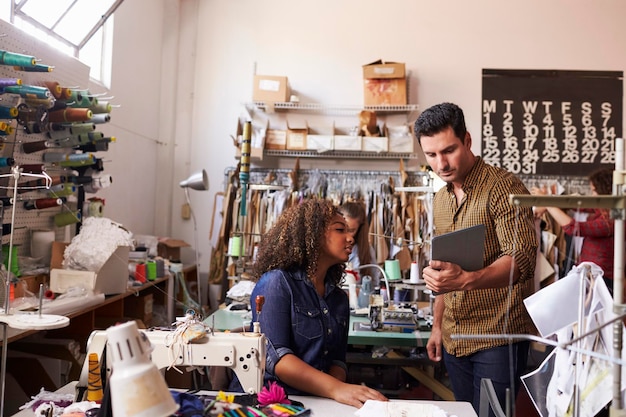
[414,102,467,144]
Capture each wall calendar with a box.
[482,69,623,176]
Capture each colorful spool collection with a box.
[0,44,116,235]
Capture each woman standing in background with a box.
[533,168,615,292]
[339,201,376,272]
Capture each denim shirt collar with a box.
[290,269,337,298]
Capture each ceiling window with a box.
[6,0,124,87]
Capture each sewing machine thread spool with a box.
[87,353,103,402]
[228,235,243,257]
[409,261,420,284]
[384,259,401,281]
[393,288,411,305]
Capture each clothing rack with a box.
[217,167,434,282]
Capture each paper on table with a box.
[355,400,449,417]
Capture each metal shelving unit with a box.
[264,149,417,159]
[247,102,419,116]
[244,101,420,160]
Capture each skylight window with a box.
[7,0,123,87]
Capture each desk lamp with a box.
[107,320,178,417]
[179,169,209,310]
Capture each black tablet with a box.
[431,224,486,271]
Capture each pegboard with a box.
[0,18,93,260]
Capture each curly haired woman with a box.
[242,199,387,408]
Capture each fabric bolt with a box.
[433,157,537,357]
[233,269,349,395]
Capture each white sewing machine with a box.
[75,325,267,398]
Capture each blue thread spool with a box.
[393,288,411,305]
[0,157,14,167]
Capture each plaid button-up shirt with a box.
[433,157,538,357]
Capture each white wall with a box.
[92,0,626,305]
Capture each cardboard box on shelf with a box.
[49,242,130,295]
[252,75,290,103]
[334,126,362,151]
[362,60,407,105]
[157,238,190,261]
[307,122,334,153]
[286,121,308,150]
[362,132,388,153]
[387,124,415,153]
[265,128,287,150]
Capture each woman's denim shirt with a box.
[249,269,350,394]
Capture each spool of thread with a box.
[59,155,96,167]
[14,64,53,72]
[83,199,104,217]
[54,211,81,227]
[393,288,412,305]
[0,50,36,67]
[384,259,401,281]
[0,78,21,88]
[228,235,243,257]
[2,244,19,277]
[43,81,63,99]
[20,164,45,174]
[90,113,111,124]
[155,259,165,277]
[348,283,358,310]
[90,101,112,114]
[4,84,51,99]
[24,198,64,210]
[22,140,50,153]
[31,229,55,264]
[87,353,103,402]
[146,260,157,281]
[0,157,14,167]
[68,122,96,135]
[135,263,147,283]
[49,183,76,197]
[48,108,93,123]
[409,261,420,284]
[0,106,18,119]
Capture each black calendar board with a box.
[481,69,623,176]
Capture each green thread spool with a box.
[2,244,20,277]
[54,211,81,227]
[384,259,401,281]
[146,260,157,281]
[228,235,244,257]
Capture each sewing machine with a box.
[75,325,266,398]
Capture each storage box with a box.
[362,60,407,105]
[265,129,287,150]
[334,126,362,151]
[49,242,130,295]
[286,121,308,150]
[362,133,388,153]
[387,124,415,153]
[252,75,289,103]
[157,238,190,261]
[307,123,334,153]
